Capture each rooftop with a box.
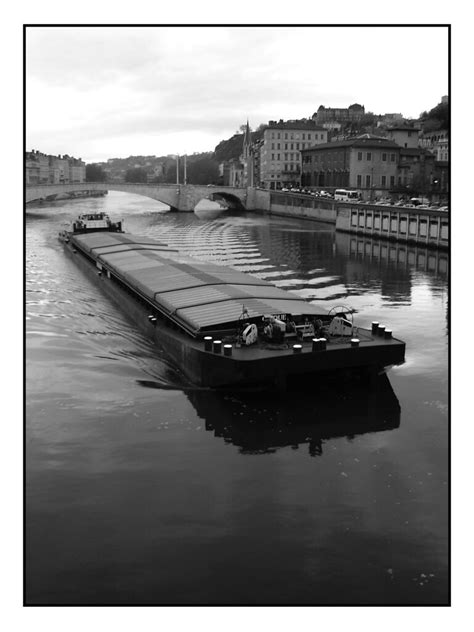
[301,136,400,152]
[265,120,326,131]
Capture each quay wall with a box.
[266,192,337,224]
[262,192,449,249]
[336,202,449,249]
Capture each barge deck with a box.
[61,224,405,388]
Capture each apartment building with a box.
[25,150,86,184]
[301,135,400,199]
[386,126,420,149]
[256,120,328,189]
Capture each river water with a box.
[25,191,449,605]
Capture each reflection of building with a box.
[335,230,449,279]
[186,373,400,456]
[301,135,400,199]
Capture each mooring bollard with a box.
[384,329,392,339]
[312,338,320,352]
[213,340,222,354]
[204,336,213,351]
[320,338,327,350]
[223,344,233,357]
[377,325,386,336]
[351,338,360,347]
[371,321,379,335]
[293,344,302,354]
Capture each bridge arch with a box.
[25,182,249,211]
[208,191,246,210]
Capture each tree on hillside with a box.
[420,101,449,132]
[125,167,148,183]
[86,163,107,182]
[186,155,219,184]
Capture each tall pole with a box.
[184,154,187,185]
[176,154,180,185]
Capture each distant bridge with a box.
[25,182,251,211]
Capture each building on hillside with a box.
[386,126,420,149]
[376,113,404,129]
[419,130,449,162]
[312,103,365,125]
[395,147,436,194]
[301,135,400,200]
[255,120,328,189]
[321,121,342,135]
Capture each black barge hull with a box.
[61,232,405,388]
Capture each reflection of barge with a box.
[185,373,400,455]
[59,214,405,388]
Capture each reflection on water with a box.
[185,373,400,456]
[25,193,449,605]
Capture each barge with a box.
[59,213,405,389]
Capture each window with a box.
[321,134,324,140]
[391,154,396,161]
[390,175,395,186]
[357,174,362,186]
[302,133,306,140]
[271,143,275,150]
[285,133,288,139]
[358,152,363,161]
[285,143,288,150]
[277,133,281,139]
[284,153,288,161]
[308,134,311,140]
[277,154,280,160]
[366,175,371,187]
[290,143,294,150]
[382,153,387,161]
[381,175,386,186]
[271,154,275,161]
[367,152,372,161]
[296,143,299,150]
[277,143,280,150]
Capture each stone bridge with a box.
[25,182,253,211]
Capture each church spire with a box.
[242,119,251,158]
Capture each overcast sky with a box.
[26,25,449,164]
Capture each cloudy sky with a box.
[26,25,449,163]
